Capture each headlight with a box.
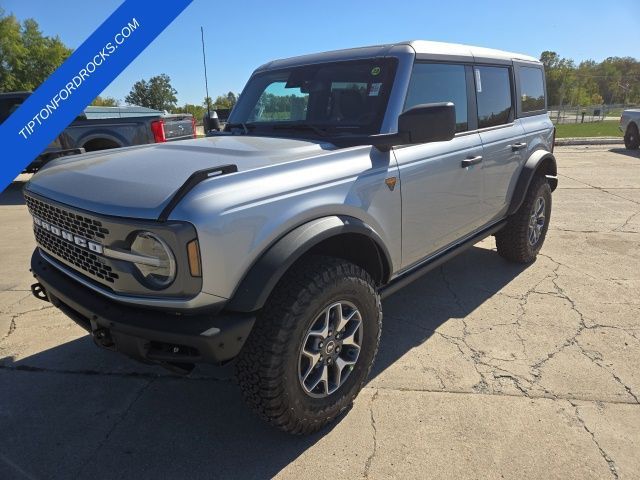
[130,232,176,289]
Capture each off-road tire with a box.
[496,175,552,263]
[624,123,640,150]
[235,255,382,434]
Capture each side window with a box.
[475,66,513,128]
[519,67,545,113]
[405,63,468,132]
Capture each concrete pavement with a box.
[1,146,639,479]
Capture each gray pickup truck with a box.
[26,40,556,434]
[0,92,196,172]
[620,109,640,149]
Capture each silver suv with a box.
[26,41,557,434]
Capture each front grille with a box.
[25,195,109,241]
[34,227,119,283]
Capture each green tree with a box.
[125,74,177,111]
[541,51,640,106]
[173,103,205,121]
[0,10,72,91]
[91,96,119,106]
[213,91,237,109]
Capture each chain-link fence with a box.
[549,103,639,124]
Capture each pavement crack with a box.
[492,371,530,397]
[439,266,465,316]
[558,173,640,206]
[1,317,17,342]
[0,364,230,382]
[363,389,379,479]
[365,385,640,405]
[574,338,640,404]
[74,378,155,480]
[530,254,588,378]
[614,208,640,232]
[569,401,619,479]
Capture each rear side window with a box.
[405,63,468,132]
[519,67,545,113]
[0,98,23,124]
[475,66,513,128]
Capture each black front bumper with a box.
[31,248,255,368]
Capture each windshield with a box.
[228,58,398,137]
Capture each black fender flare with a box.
[507,150,558,216]
[225,216,392,313]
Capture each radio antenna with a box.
[201,26,211,122]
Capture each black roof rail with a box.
[158,164,237,221]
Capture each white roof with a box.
[405,40,539,63]
[259,40,539,72]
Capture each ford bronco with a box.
[26,41,557,434]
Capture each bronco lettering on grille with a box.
[33,215,103,254]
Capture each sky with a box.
[3,0,640,106]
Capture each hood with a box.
[25,135,333,219]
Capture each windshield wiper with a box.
[226,122,255,134]
[271,124,328,137]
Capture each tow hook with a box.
[93,328,115,348]
[30,282,49,302]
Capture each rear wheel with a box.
[624,124,640,150]
[235,256,382,434]
[496,175,552,263]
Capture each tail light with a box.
[150,120,166,143]
[191,116,197,138]
[551,126,556,153]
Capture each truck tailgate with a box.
[162,114,195,141]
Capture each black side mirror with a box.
[203,112,221,132]
[398,102,456,144]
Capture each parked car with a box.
[1,92,84,172]
[1,92,196,172]
[26,40,557,434]
[620,109,640,149]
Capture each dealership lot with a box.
[1,145,639,479]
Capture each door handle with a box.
[461,155,483,168]
[511,142,527,151]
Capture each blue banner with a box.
[0,0,193,190]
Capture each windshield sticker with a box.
[369,83,382,96]
[371,66,381,76]
[475,68,482,93]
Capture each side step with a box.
[379,219,506,299]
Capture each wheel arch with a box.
[224,216,392,313]
[81,134,123,152]
[507,150,557,216]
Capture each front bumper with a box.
[31,248,255,369]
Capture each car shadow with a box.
[0,179,27,206]
[0,245,529,479]
[609,147,640,159]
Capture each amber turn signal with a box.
[187,240,201,277]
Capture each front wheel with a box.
[235,256,382,434]
[624,124,640,150]
[496,175,552,263]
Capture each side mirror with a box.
[398,102,456,144]
[203,111,221,133]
